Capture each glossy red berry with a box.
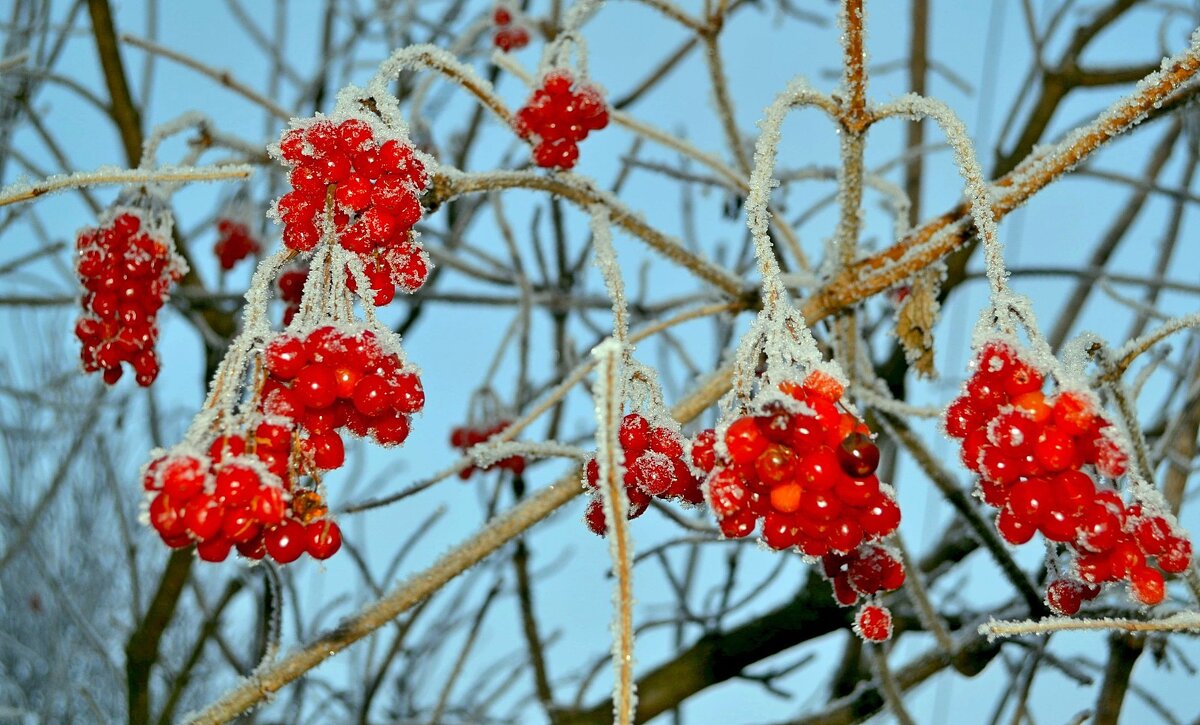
[265,521,307,563]
[306,520,343,560]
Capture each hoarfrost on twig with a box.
[590,337,638,725]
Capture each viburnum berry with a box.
[276,265,308,325]
[854,604,893,642]
[451,418,527,479]
[271,114,432,306]
[492,3,530,51]
[262,325,423,456]
[75,196,185,387]
[143,438,348,567]
[581,413,703,536]
[705,371,901,558]
[514,69,608,170]
[944,339,1193,611]
[213,218,261,270]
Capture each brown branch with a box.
[1092,634,1144,724]
[815,39,1200,320]
[87,0,142,166]
[126,549,194,725]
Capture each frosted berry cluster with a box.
[492,4,530,52]
[143,444,341,564]
[451,420,526,479]
[822,546,905,642]
[273,117,431,305]
[514,70,608,170]
[582,413,703,535]
[75,206,185,386]
[276,265,307,326]
[213,218,260,270]
[945,341,1192,607]
[703,371,901,556]
[263,325,423,460]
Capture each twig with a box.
[0,164,254,208]
[121,33,292,120]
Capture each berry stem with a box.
[368,44,513,127]
[591,338,637,725]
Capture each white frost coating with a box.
[589,205,629,342]
[366,44,511,127]
[978,610,1200,640]
[560,0,605,40]
[746,76,839,301]
[469,441,588,468]
[139,110,212,169]
[709,75,853,456]
[590,337,638,725]
[183,248,294,444]
[409,15,493,136]
[0,163,254,208]
[877,94,1008,307]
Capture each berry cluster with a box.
[492,4,530,52]
[945,341,1192,606]
[213,218,261,270]
[276,265,308,326]
[450,420,526,478]
[143,444,341,564]
[75,205,185,386]
[514,70,608,170]
[582,413,703,535]
[273,117,431,305]
[821,545,906,641]
[263,324,424,463]
[702,371,901,557]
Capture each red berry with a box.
[162,456,207,501]
[266,336,307,380]
[618,414,649,454]
[584,497,607,536]
[1046,579,1083,615]
[305,430,346,470]
[196,537,233,562]
[725,417,767,464]
[306,520,342,560]
[1130,566,1165,605]
[837,432,879,477]
[264,521,307,563]
[184,494,224,541]
[855,605,892,642]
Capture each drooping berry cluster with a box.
[276,265,308,326]
[514,70,608,170]
[263,324,424,464]
[702,371,901,557]
[75,204,185,386]
[945,341,1192,606]
[143,443,341,564]
[451,420,526,479]
[213,218,261,270]
[492,4,530,52]
[273,117,431,305]
[582,413,704,535]
[821,545,906,641]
